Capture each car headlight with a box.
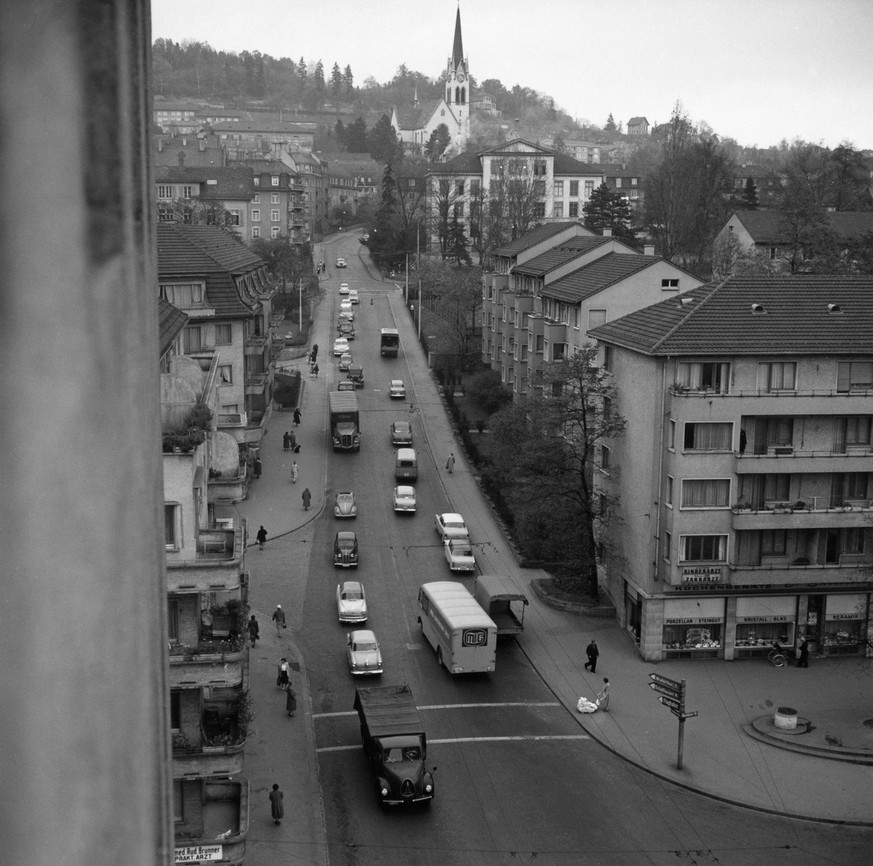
[425,783,433,792]
[380,786,389,796]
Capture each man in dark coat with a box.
[247,615,260,647]
[256,525,267,550]
[796,638,810,668]
[584,639,599,673]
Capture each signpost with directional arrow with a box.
[649,673,696,770]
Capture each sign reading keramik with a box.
[175,844,223,863]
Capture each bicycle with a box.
[768,648,788,668]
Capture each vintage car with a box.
[336,257,347,268]
[334,491,357,518]
[333,530,359,567]
[388,379,406,399]
[346,629,383,676]
[444,538,476,573]
[336,580,368,623]
[434,512,469,541]
[339,282,350,294]
[333,337,350,356]
[338,353,353,372]
[393,485,416,513]
[390,420,413,446]
[348,289,359,304]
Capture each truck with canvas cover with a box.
[329,391,361,452]
[473,575,528,636]
[353,683,434,807]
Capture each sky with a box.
[150,0,873,150]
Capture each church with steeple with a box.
[391,6,471,156]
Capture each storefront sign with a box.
[826,612,863,621]
[174,845,223,864]
[664,617,723,625]
[681,567,723,582]
[737,615,789,623]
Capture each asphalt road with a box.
[252,235,873,866]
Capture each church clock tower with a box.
[445,6,470,149]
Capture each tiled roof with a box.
[155,165,255,200]
[543,253,662,303]
[209,121,312,134]
[158,297,188,357]
[553,152,607,176]
[395,98,443,130]
[589,275,873,356]
[156,223,265,317]
[427,151,483,175]
[512,237,614,276]
[732,210,873,243]
[492,222,581,257]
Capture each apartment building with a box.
[157,223,276,445]
[589,276,873,662]
[231,158,307,242]
[482,224,702,398]
[160,298,250,863]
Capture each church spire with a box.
[451,5,464,69]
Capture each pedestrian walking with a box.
[247,614,260,647]
[269,783,284,825]
[254,456,262,479]
[597,678,610,712]
[312,363,319,379]
[293,408,301,426]
[271,604,286,633]
[288,430,297,450]
[283,431,291,451]
[276,657,290,688]
[284,682,297,717]
[302,487,311,510]
[290,461,299,484]
[445,452,455,474]
[256,525,267,551]
[584,639,599,673]
[312,344,318,359]
[796,637,810,668]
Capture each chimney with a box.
[643,244,655,256]
[602,228,612,237]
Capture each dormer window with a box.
[271,176,279,186]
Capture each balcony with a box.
[172,697,250,778]
[207,464,248,505]
[166,525,246,593]
[173,780,249,866]
[736,449,873,474]
[669,385,873,411]
[731,499,873,530]
[168,636,246,688]
[728,559,870,587]
[245,372,270,396]
[244,333,269,354]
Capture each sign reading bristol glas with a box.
[175,845,223,863]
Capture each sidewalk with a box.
[236,250,871,866]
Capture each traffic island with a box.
[743,713,873,764]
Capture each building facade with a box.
[590,276,873,662]
[235,158,307,242]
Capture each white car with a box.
[339,282,350,295]
[346,629,383,676]
[333,337,350,356]
[336,257,347,268]
[389,379,406,399]
[348,289,359,304]
[435,512,469,541]
[444,538,476,572]
[338,353,353,372]
[340,299,353,313]
[336,580,368,623]
[393,485,417,513]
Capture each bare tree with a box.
[484,156,544,250]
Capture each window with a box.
[763,417,794,448]
[759,362,797,392]
[603,344,613,371]
[182,185,194,199]
[251,209,260,221]
[253,194,260,204]
[666,475,674,506]
[533,202,545,218]
[164,504,180,549]
[160,283,204,308]
[615,178,622,188]
[533,180,546,197]
[680,535,727,562]
[661,278,679,289]
[768,246,777,260]
[838,416,872,448]
[218,364,233,384]
[170,690,181,731]
[271,193,279,204]
[553,202,564,217]
[569,180,579,196]
[271,175,279,186]
[271,225,280,238]
[215,323,232,345]
[157,184,172,200]
[837,361,873,392]
[664,531,672,562]
[182,326,202,353]
[631,177,638,186]
[456,180,465,196]
[676,361,730,393]
[589,309,606,330]
[683,422,732,451]
[173,781,184,822]
[600,444,611,471]
[251,226,261,238]
[471,178,481,195]
[453,202,464,218]
[667,419,676,449]
[568,202,578,217]
[534,160,547,176]
[554,181,564,197]
[535,334,544,353]
[271,209,280,222]
[761,530,787,556]
[584,180,594,198]
[682,479,731,508]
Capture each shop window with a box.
[822,593,867,653]
[734,596,796,655]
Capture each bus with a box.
[380,328,400,357]
[417,582,497,674]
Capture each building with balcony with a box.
[157,223,276,446]
[160,298,251,864]
[228,158,306,242]
[482,224,702,399]
[279,149,329,242]
[589,275,873,662]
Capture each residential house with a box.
[157,223,275,444]
[626,117,650,137]
[471,91,498,115]
[590,276,873,662]
[600,163,645,215]
[729,164,781,208]
[233,158,307,242]
[160,296,250,862]
[280,149,330,241]
[154,100,202,133]
[155,165,256,238]
[154,131,226,169]
[562,139,602,164]
[211,120,316,158]
[328,167,359,228]
[482,225,702,397]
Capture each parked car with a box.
[334,491,357,518]
[339,309,355,323]
[338,353,353,372]
[336,257,347,268]
[337,379,356,391]
[346,629,383,676]
[434,512,469,541]
[444,538,476,572]
[340,299,353,314]
[338,322,355,340]
[336,580,368,623]
[347,364,364,388]
[393,485,417,513]
[390,420,413,446]
[389,379,406,399]
[333,337,350,356]
[339,282,350,294]
[334,530,359,567]
[348,289,359,304]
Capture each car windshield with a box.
[354,640,377,652]
[384,746,420,763]
[343,590,362,600]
